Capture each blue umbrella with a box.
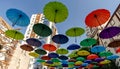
[61,60,68,64]
[81,63,88,67]
[84,60,92,64]
[26,38,42,47]
[91,45,106,53]
[52,34,69,44]
[107,55,119,60]
[6,8,30,27]
[67,44,80,50]
[48,53,59,58]
[58,55,68,60]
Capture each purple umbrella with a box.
[94,58,104,62]
[26,38,42,47]
[48,53,59,58]
[99,26,120,39]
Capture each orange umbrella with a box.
[85,9,110,28]
[20,44,34,51]
[43,44,57,52]
[87,54,99,60]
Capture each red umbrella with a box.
[41,56,51,60]
[116,47,120,53]
[87,54,99,60]
[85,9,110,28]
[43,44,57,52]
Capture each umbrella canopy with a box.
[87,54,99,60]
[5,30,24,40]
[116,47,120,53]
[77,50,90,56]
[107,55,119,60]
[85,9,110,27]
[100,60,111,65]
[99,26,120,39]
[84,60,92,64]
[108,39,120,48]
[41,56,51,60]
[20,44,34,51]
[6,8,30,27]
[80,38,97,47]
[33,23,52,37]
[29,52,40,58]
[91,45,106,53]
[51,58,60,62]
[35,49,47,55]
[56,48,69,55]
[48,53,59,58]
[67,44,80,50]
[43,1,68,23]
[99,51,113,57]
[37,59,45,63]
[68,59,76,62]
[43,44,57,51]
[58,55,68,60]
[52,34,69,44]
[76,57,85,61]
[66,27,85,37]
[75,61,83,66]
[68,53,78,58]
[94,58,104,62]
[26,38,42,47]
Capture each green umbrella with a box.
[5,30,24,40]
[51,58,60,62]
[56,48,69,55]
[76,57,85,61]
[33,23,52,37]
[68,53,78,58]
[80,38,97,47]
[66,27,85,42]
[35,49,47,55]
[43,1,69,23]
[37,59,45,63]
[99,51,113,57]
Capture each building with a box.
[86,4,120,65]
[0,17,19,69]
[18,14,58,69]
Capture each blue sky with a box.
[0,0,120,48]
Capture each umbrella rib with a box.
[12,15,22,27]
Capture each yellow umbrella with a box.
[29,52,40,58]
[77,50,90,56]
[75,61,83,66]
[100,60,111,64]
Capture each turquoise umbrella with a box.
[43,1,69,23]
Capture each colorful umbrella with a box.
[94,58,104,62]
[67,44,80,50]
[58,55,68,60]
[20,44,34,51]
[35,49,47,55]
[37,59,45,63]
[75,61,83,66]
[41,56,51,60]
[43,44,57,52]
[68,53,78,58]
[99,51,113,57]
[77,50,90,56]
[48,53,59,58]
[5,30,24,40]
[107,55,119,60]
[85,9,110,28]
[99,26,120,39]
[52,34,69,44]
[76,57,85,61]
[84,60,92,64]
[29,52,39,58]
[116,47,120,53]
[87,54,99,60]
[51,58,60,62]
[80,38,97,47]
[100,60,111,64]
[6,8,30,27]
[68,59,76,62]
[56,48,69,55]
[43,1,68,23]
[26,38,42,47]
[108,39,120,48]
[91,45,106,53]
[33,23,52,37]
[66,27,85,42]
